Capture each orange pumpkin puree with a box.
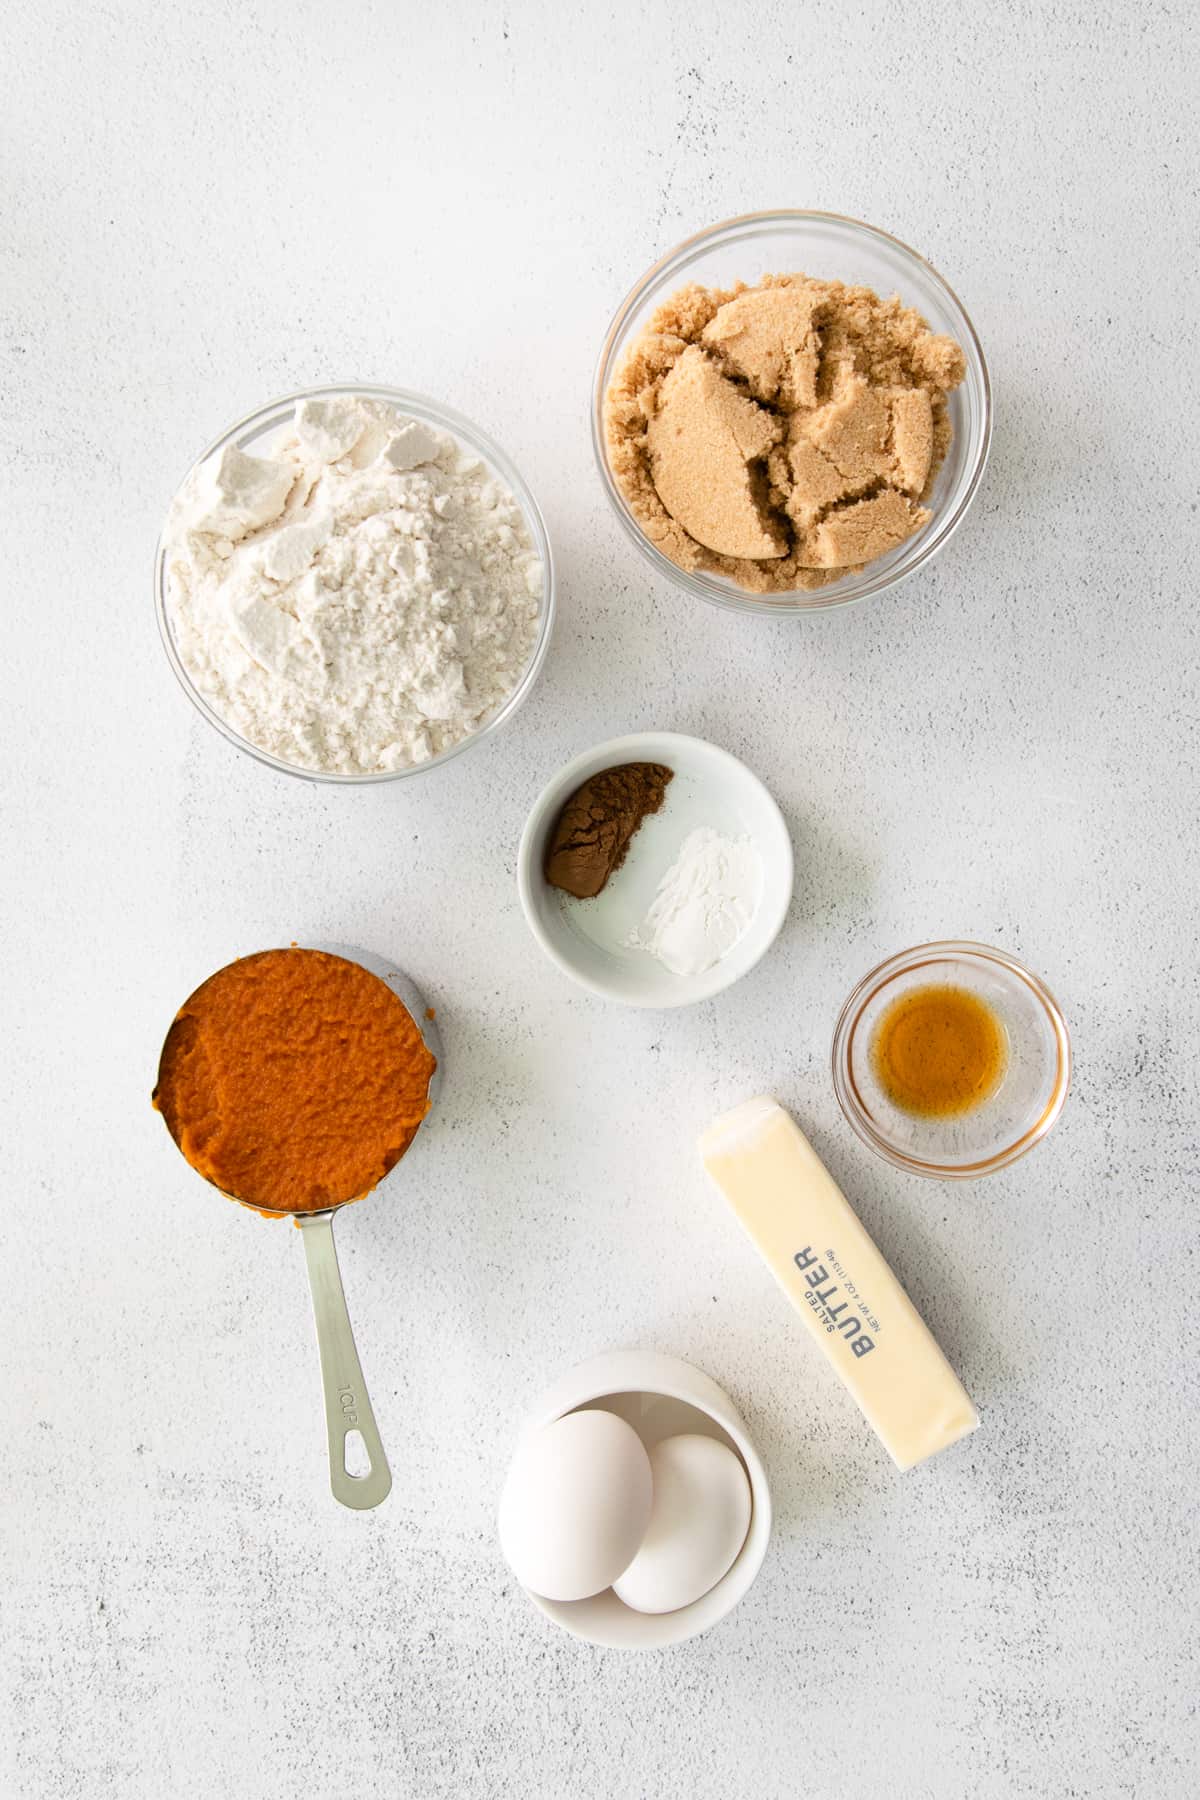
[153,948,436,1214]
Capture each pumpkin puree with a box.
[154,948,436,1214]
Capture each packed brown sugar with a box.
[605,274,966,593]
[153,947,436,1213]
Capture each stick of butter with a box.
[699,1096,978,1471]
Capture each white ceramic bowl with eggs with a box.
[517,731,793,1007]
[502,1349,772,1649]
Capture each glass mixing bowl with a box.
[832,941,1071,1179]
[155,383,555,784]
[592,210,991,617]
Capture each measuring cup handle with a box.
[296,1212,392,1510]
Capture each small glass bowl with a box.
[832,941,1071,1179]
[592,210,991,617]
[155,383,555,784]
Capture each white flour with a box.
[629,828,762,975]
[163,395,543,773]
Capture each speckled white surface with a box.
[3,3,1198,1795]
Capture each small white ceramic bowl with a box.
[517,732,793,1007]
[512,1350,772,1650]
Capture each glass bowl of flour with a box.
[156,385,554,782]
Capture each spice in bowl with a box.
[153,947,436,1213]
[541,758,764,979]
[605,274,965,594]
[544,762,674,899]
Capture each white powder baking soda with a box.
[163,395,543,773]
[629,828,762,976]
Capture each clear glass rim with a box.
[831,939,1071,1179]
[591,208,993,618]
[155,382,556,785]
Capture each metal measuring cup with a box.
[155,942,443,1511]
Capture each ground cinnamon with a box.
[544,762,674,899]
[153,948,436,1213]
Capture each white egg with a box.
[613,1433,751,1616]
[498,1408,653,1602]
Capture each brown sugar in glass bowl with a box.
[153,947,437,1214]
[607,276,965,593]
[593,211,991,617]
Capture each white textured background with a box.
[3,3,1198,1796]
